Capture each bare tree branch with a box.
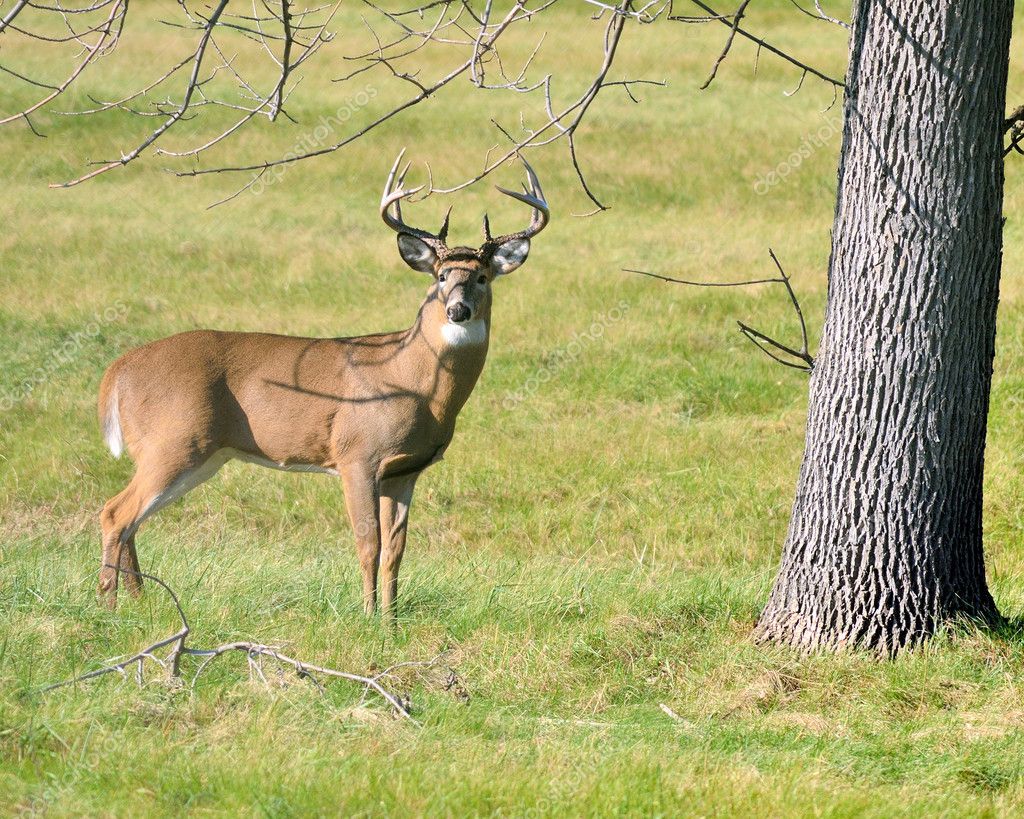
[786,0,850,30]
[173,1,540,184]
[2,0,842,203]
[41,565,438,725]
[0,0,31,34]
[0,0,125,128]
[699,0,751,90]
[626,247,814,372]
[675,0,845,90]
[417,0,657,212]
[47,0,231,186]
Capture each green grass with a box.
[4,2,1024,815]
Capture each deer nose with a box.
[447,303,471,323]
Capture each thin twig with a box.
[675,0,845,89]
[627,247,814,372]
[699,0,751,90]
[786,0,849,29]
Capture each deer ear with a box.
[397,234,437,274]
[490,238,530,276]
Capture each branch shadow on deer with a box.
[258,311,473,407]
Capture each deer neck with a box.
[399,294,490,424]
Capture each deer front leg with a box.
[340,464,382,615]
[379,473,419,620]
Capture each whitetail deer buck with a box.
[96,152,548,616]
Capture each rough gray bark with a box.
[755,1,1014,653]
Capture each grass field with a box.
[4,2,1024,815]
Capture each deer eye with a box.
[438,272,447,284]
[477,275,487,285]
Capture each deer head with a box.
[380,150,550,327]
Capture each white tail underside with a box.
[103,383,124,458]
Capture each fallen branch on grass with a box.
[40,565,453,726]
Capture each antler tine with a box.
[396,160,412,191]
[380,150,442,245]
[438,206,453,243]
[490,156,550,243]
[522,156,545,202]
[382,149,405,202]
[393,160,413,224]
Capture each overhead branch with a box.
[699,0,751,90]
[174,0,658,212]
[0,0,31,34]
[626,247,814,372]
[786,0,850,30]
[0,0,657,206]
[171,1,542,190]
[0,0,126,129]
[674,0,845,90]
[416,0,664,212]
[4,0,840,205]
[51,0,232,187]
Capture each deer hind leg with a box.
[118,533,143,596]
[99,448,230,609]
[378,473,419,620]
[99,482,142,606]
[340,464,382,615]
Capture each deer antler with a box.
[483,157,550,246]
[381,149,451,251]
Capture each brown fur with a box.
[96,253,514,617]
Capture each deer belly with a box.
[227,449,340,476]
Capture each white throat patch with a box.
[441,319,487,347]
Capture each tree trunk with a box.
[755,1,1014,653]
